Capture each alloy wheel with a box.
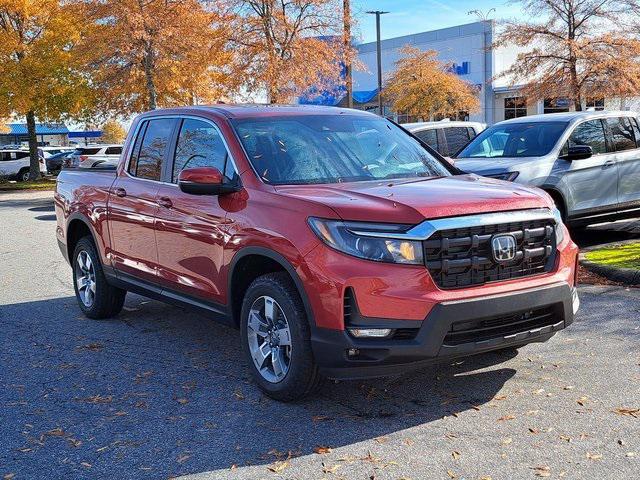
[246,295,292,383]
[75,250,96,307]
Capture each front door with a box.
[559,118,619,217]
[107,118,178,283]
[154,117,234,305]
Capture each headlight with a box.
[487,171,519,181]
[552,207,565,246]
[308,218,424,265]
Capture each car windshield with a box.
[232,115,451,185]
[456,121,568,159]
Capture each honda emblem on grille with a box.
[491,234,517,263]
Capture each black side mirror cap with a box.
[562,145,593,161]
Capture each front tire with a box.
[72,236,126,319]
[240,272,320,401]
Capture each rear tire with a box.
[72,236,126,319]
[17,168,29,182]
[240,272,321,401]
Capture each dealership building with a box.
[302,20,637,125]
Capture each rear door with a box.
[559,118,618,216]
[607,116,640,209]
[107,118,178,283]
[153,117,234,305]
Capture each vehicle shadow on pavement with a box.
[1,294,517,479]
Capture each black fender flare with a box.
[227,246,316,328]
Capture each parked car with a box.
[45,150,74,174]
[0,149,47,181]
[65,144,123,168]
[455,111,640,227]
[55,105,579,401]
[403,120,486,158]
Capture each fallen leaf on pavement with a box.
[322,463,340,474]
[529,428,540,434]
[267,460,289,473]
[314,446,332,454]
[498,415,515,421]
[80,462,91,468]
[46,428,65,437]
[451,451,461,460]
[577,396,589,406]
[446,470,457,479]
[233,389,244,400]
[312,415,332,423]
[177,454,191,464]
[586,452,602,461]
[502,438,513,445]
[176,398,189,405]
[613,407,639,418]
[531,466,551,477]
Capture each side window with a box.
[129,119,176,181]
[607,117,636,152]
[13,151,30,160]
[414,129,438,151]
[172,119,229,182]
[632,118,640,148]
[565,119,607,155]
[127,122,147,176]
[443,127,471,155]
[0,152,9,161]
[105,146,122,155]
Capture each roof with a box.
[403,120,486,131]
[498,110,638,125]
[145,104,377,120]
[3,123,69,135]
[68,130,103,139]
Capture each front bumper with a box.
[311,282,578,379]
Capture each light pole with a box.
[366,10,388,116]
[344,0,353,108]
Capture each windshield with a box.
[456,121,568,159]
[232,115,451,185]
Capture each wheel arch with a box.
[228,247,315,329]
[541,187,568,220]
[66,214,99,263]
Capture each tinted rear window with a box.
[76,148,100,155]
[105,146,122,155]
[443,127,471,155]
[607,117,636,151]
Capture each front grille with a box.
[443,306,558,346]
[424,218,557,289]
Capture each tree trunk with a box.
[143,45,157,110]
[26,111,40,181]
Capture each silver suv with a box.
[455,111,640,226]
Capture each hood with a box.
[275,174,552,224]
[455,157,536,175]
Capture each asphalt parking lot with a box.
[1,191,638,480]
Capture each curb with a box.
[579,249,640,286]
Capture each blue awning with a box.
[4,123,69,135]
[68,131,103,138]
[299,88,380,106]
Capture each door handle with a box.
[157,196,173,209]
[114,187,127,197]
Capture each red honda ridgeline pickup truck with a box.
[55,105,580,401]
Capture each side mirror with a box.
[563,145,593,161]
[178,167,239,195]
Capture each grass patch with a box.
[585,243,640,270]
[0,178,56,191]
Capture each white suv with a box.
[0,149,47,181]
[403,120,486,159]
[66,145,123,168]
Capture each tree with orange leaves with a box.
[78,0,239,116]
[384,47,480,121]
[231,0,355,103]
[496,0,640,111]
[0,0,94,180]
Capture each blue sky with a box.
[353,0,525,43]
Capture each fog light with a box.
[348,328,393,338]
[347,348,360,357]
